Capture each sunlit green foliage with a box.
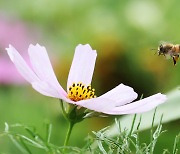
[1,113,179,154]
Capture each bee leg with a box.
[173,57,176,65]
[173,55,179,65]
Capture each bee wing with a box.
[164,54,171,59]
[159,40,174,45]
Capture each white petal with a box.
[32,81,67,99]
[28,44,66,96]
[75,93,166,115]
[99,84,138,106]
[75,97,115,113]
[75,84,138,114]
[67,44,97,90]
[6,45,39,83]
[106,93,167,115]
[6,44,67,99]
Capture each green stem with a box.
[64,121,74,146]
[60,100,68,121]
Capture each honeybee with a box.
[157,43,180,65]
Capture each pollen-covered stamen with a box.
[67,82,96,101]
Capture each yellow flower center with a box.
[67,82,96,102]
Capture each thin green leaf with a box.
[46,123,52,143]
[115,118,121,133]
[17,134,48,150]
[97,140,107,154]
[150,108,157,154]
[129,114,137,136]
[173,132,180,154]
[9,135,30,154]
[4,122,9,132]
[19,137,32,154]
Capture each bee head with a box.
[158,44,164,55]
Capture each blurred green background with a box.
[0,0,179,153]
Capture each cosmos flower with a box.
[6,44,167,115]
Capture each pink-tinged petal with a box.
[32,81,59,98]
[74,84,138,114]
[6,45,39,83]
[75,97,116,113]
[75,93,166,115]
[28,44,66,96]
[67,44,97,90]
[99,84,138,106]
[106,93,167,115]
[32,81,68,100]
